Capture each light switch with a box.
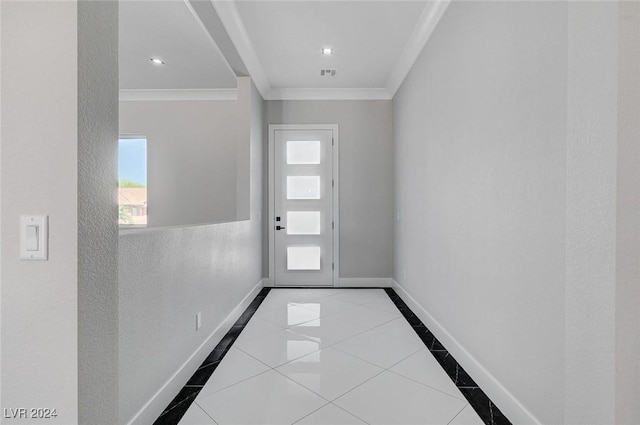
[26,225,39,251]
[20,215,48,261]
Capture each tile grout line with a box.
[152,288,272,425]
[157,287,504,425]
[192,401,219,425]
[384,288,513,425]
[251,289,407,424]
[263,293,469,408]
[446,404,472,425]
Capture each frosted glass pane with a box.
[287,247,321,270]
[287,211,321,235]
[287,176,320,199]
[287,140,320,164]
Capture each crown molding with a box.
[119,89,238,102]
[211,1,271,98]
[212,0,449,101]
[266,88,392,101]
[385,0,451,97]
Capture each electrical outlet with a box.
[196,312,202,331]
[402,270,407,282]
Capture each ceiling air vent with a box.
[320,69,337,77]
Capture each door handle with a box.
[276,225,286,231]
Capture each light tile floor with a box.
[178,289,484,425]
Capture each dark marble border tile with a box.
[269,286,386,290]
[153,287,271,425]
[384,288,512,425]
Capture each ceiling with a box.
[119,0,450,100]
[234,1,425,89]
[119,0,237,91]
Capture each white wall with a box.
[1,2,80,422]
[118,81,264,424]
[119,85,251,227]
[265,100,393,279]
[393,2,567,423]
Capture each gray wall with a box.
[616,3,640,422]
[265,100,393,279]
[118,82,264,424]
[565,2,618,423]
[393,2,567,423]
[119,85,251,227]
[78,1,120,423]
[1,2,81,422]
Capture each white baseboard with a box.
[265,277,391,288]
[337,278,392,287]
[127,279,265,425]
[390,279,541,425]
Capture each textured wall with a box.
[1,2,79,422]
[118,82,263,424]
[78,1,120,423]
[265,100,393,278]
[393,2,567,423]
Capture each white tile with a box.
[373,317,420,343]
[179,403,217,425]
[390,349,465,400]
[276,347,383,401]
[327,288,383,298]
[292,297,358,318]
[265,289,330,304]
[332,328,423,369]
[448,405,484,425]
[294,404,367,425]
[256,290,326,313]
[343,304,400,329]
[334,371,466,425]
[330,289,390,305]
[307,287,348,297]
[288,313,374,347]
[257,299,314,314]
[197,348,270,399]
[197,370,327,425]
[235,328,321,368]
[237,316,283,340]
[354,296,401,314]
[256,304,323,327]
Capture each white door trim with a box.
[268,124,339,287]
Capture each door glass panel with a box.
[287,211,321,235]
[287,140,321,164]
[287,176,320,199]
[287,246,321,270]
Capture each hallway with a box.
[2,2,639,424]
[156,289,508,425]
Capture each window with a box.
[118,137,147,226]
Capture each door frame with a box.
[268,124,340,287]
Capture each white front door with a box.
[272,127,336,286]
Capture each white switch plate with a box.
[20,215,48,261]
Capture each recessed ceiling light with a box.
[150,58,165,65]
[322,47,333,56]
